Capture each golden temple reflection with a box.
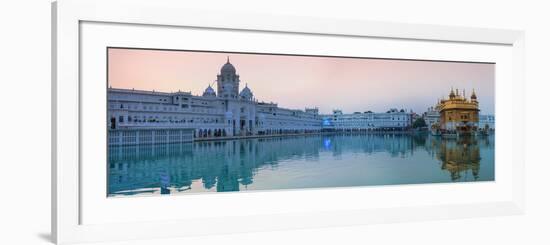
[435,137,481,181]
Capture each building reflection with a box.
[428,136,492,181]
[107,133,492,196]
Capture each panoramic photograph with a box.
[106,48,495,197]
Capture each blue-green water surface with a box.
[108,133,494,196]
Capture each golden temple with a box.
[434,88,480,136]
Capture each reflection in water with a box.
[436,137,481,181]
[108,133,494,196]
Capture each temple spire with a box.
[471,88,477,100]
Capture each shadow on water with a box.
[108,133,494,196]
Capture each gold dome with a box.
[470,89,477,100]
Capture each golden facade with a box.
[436,88,480,134]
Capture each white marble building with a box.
[322,109,413,131]
[108,58,322,138]
[478,114,495,130]
[424,106,440,130]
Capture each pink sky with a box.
[108,48,495,115]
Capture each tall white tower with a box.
[216,57,240,99]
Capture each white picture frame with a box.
[52,0,525,244]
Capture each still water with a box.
[107,133,495,197]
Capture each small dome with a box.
[470,89,477,100]
[239,84,253,100]
[449,88,456,98]
[202,85,216,97]
[221,57,236,74]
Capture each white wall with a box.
[0,0,548,244]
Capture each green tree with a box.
[413,118,427,128]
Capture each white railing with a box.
[118,122,226,129]
[108,128,195,146]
